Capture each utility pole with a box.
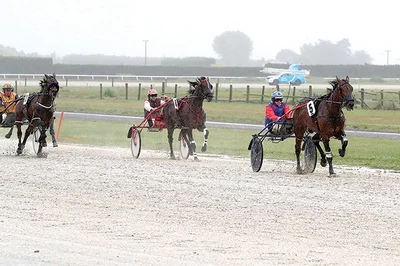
[385,50,391,65]
[143,40,149,66]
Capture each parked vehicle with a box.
[266,72,306,86]
[261,64,310,86]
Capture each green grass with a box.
[52,96,400,132]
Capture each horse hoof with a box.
[201,145,207,152]
[328,173,337,178]
[296,168,305,175]
[170,155,176,160]
[338,149,345,157]
[37,152,47,158]
[5,133,12,139]
[16,149,22,155]
[320,160,327,167]
[53,141,58,147]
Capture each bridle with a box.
[37,78,59,109]
[190,78,213,100]
[326,80,353,107]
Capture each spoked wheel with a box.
[250,137,263,172]
[130,128,141,159]
[179,130,190,160]
[302,136,317,173]
[32,127,41,155]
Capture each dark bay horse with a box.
[15,74,59,156]
[162,77,213,160]
[293,76,354,176]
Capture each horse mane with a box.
[39,74,59,94]
[39,77,47,93]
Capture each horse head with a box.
[331,76,354,111]
[190,76,213,102]
[40,73,60,98]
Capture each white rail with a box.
[0,74,266,81]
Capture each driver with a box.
[265,91,291,133]
[144,88,167,127]
[0,83,18,128]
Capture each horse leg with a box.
[5,126,13,139]
[50,122,58,147]
[187,130,198,161]
[180,129,193,155]
[39,123,48,148]
[295,137,303,174]
[167,127,176,160]
[16,123,24,154]
[199,126,209,152]
[312,134,327,167]
[35,125,48,157]
[322,140,336,177]
[17,124,32,154]
[338,135,348,157]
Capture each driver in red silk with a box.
[144,89,167,127]
[265,91,291,132]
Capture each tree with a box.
[0,44,21,56]
[297,38,372,65]
[351,50,372,65]
[212,31,253,66]
[275,49,300,64]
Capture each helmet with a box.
[2,83,13,91]
[147,89,158,96]
[271,91,283,100]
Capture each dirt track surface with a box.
[1,138,399,265]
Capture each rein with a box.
[0,97,23,114]
[325,100,344,104]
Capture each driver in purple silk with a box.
[265,91,291,133]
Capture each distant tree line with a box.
[0,32,374,67]
[1,55,399,79]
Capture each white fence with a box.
[0,74,266,82]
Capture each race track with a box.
[0,138,399,265]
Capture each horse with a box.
[162,76,213,160]
[292,76,354,176]
[15,74,59,157]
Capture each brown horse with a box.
[293,76,354,176]
[162,77,213,160]
[15,74,59,156]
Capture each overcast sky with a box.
[1,0,396,65]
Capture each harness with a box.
[177,97,205,128]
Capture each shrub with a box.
[103,88,116,98]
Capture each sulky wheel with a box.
[179,130,190,160]
[130,128,141,159]
[302,136,317,173]
[250,137,263,172]
[31,127,41,155]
